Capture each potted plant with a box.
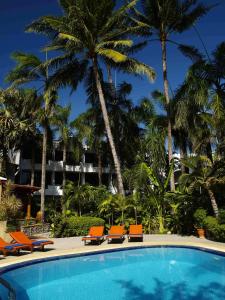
[193,208,207,238]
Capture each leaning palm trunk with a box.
[40,127,47,222]
[161,38,175,191]
[206,186,219,218]
[92,57,125,196]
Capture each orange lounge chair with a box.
[10,231,54,252]
[82,226,104,245]
[106,225,125,243]
[0,237,27,257]
[128,224,143,242]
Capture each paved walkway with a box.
[50,234,225,249]
[0,235,225,269]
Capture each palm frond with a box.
[97,40,133,49]
[97,48,128,63]
[178,44,204,63]
[124,58,155,82]
[58,33,82,45]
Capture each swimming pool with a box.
[0,246,225,300]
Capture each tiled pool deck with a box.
[0,234,225,269]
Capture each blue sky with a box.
[0,0,225,119]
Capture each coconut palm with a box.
[134,0,210,190]
[179,156,225,218]
[9,89,42,185]
[86,71,142,168]
[0,88,39,176]
[174,73,214,162]
[177,42,225,158]
[26,0,155,195]
[72,107,106,186]
[52,105,73,196]
[6,52,58,221]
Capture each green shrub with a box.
[218,209,225,224]
[204,216,225,242]
[193,208,207,228]
[204,216,219,239]
[53,216,105,237]
[219,224,225,242]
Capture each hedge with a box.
[204,216,225,242]
[53,216,105,237]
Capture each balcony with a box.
[21,159,111,173]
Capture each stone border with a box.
[1,240,225,271]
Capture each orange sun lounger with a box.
[106,225,125,243]
[82,226,104,245]
[10,231,54,252]
[128,224,143,242]
[0,237,27,257]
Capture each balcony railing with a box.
[21,159,111,173]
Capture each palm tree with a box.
[174,72,213,163]
[149,89,192,174]
[124,161,174,233]
[6,52,57,221]
[178,42,225,158]
[64,181,109,216]
[53,105,73,198]
[86,72,142,168]
[98,195,116,225]
[72,108,106,186]
[135,0,210,191]
[179,156,225,218]
[12,89,42,186]
[26,0,155,195]
[0,88,37,176]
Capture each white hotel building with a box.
[11,140,116,198]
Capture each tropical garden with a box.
[1,0,225,242]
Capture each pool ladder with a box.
[0,277,16,300]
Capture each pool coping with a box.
[1,240,225,274]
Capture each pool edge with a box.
[1,241,225,274]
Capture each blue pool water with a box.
[0,247,225,300]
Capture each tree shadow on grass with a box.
[115,278,225,300]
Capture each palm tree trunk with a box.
[161,38,175,191]
[206,187,219,218]
[206,142,213,163]
[134,207,137,225]
[0,159,3,175]
[92,56,125,196]
[62,143,67,214]
[106,64,113,85]
[30,145,35,186]
[121,210,124,224]
[1,148,7,177]
[62,143,66,193]
[97,151,102,186]
[180,137,190,174]
[180,148,185,174]
[40,127,47,222]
